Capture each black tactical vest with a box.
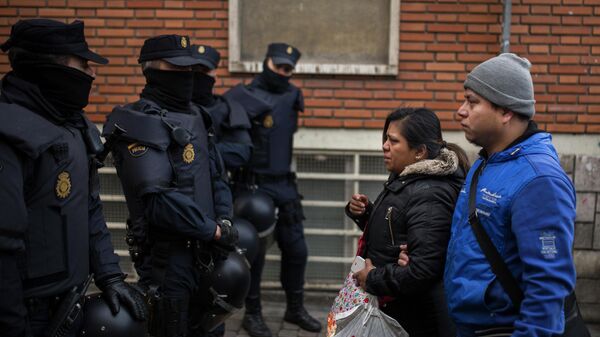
[0,102,94,298]
[249,84,303,175]
[103,99,215,240]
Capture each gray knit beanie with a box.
[464,53,536,118]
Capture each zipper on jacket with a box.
[385,207,395,246]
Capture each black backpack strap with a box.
[468,162,525,310]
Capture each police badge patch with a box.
[56,171,71,199]
[181,36,187,48]
[183,143,195,163]
[128,143,148,157]
[263,115,274,128]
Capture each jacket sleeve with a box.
[510,176,576,337]
[0,142,27,252]
[88,164,122,280]
[113,141,218,242]
[0,143,28,334]
[217,128,253,170]
[209,140,233,219]
[366,187,454,297]
[344,201,373,231]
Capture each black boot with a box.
[242,296,272,337]
[283,290,322,332]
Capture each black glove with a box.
[96,274,148,321]
[217,217,238,247]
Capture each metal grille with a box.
[99,150,387,289]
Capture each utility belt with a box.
[254,172,296,185]
[232,167,295,188]
[26,275,93,337]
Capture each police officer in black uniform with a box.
[0,19,147,337]
[190,44,253,172]
[102,35,240,337]
[226,43,322,337]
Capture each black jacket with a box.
[346,148,465,337]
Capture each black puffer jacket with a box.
[346,148,465,337]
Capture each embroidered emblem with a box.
[539,231,558,259]
[286,46,293,54]
[181,36,187,48]
[183,143,195,164]
[198,45,205,54]
[480,188,502,205]
[263,115,274,128]
[56,171,71,199]
[128,143,148,157]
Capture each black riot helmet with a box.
[78,293,147,337]
[190,250,251,333]
[232,217,259,264]
[233,190,276,238]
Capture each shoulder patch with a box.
[128,143,148,157]
[183,143,195,164]
[263,114,274,128]
[56,171,71,199]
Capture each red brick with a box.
[67,0,103,8]
[553,6,593,15]
[126,1,164,8]
[156,9,194,18]
[586,125,600,133]
[334,110,371,118]
[578,115,600,123]
[545,124,585,133]
[38,8,75,16]
[96,9,134,17]
[303,119,343,128]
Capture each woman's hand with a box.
[348,193,369,216]
[352,258,375,290]
[397,244,409,267]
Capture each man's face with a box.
[456,88,506,148]
[65,55,95,78]
[267,57,293,77]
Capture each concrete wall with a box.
[565,154,600,323]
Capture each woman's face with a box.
[382,120,421,173]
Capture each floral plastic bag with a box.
[327,271,408,337]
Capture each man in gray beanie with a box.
[442,53,587,337]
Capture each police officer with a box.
[0,19,147,336]
[190,44,253,171]
[103,35,239,337]
[227,43,321,337]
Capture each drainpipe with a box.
[501,0,512,53]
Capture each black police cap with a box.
[266,43,301,68]
[138,34,203,67]
[0,19,108,64]
[191,44,220,70]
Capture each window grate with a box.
[99,149,387,289]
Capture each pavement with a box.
[224,290,334,337]
[224,290,600,337]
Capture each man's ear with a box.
[501,108,515,125]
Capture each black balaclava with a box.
[141,67,194,113]
[192,72,216,107]
[254,59,290,93]
[12,62,93,125]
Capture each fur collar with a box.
[399,148,458,177]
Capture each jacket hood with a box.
[400,147,458,177]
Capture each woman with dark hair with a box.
[346,107,468,337]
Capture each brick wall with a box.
[0,0,598,133]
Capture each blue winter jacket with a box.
[444,132,576,337]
